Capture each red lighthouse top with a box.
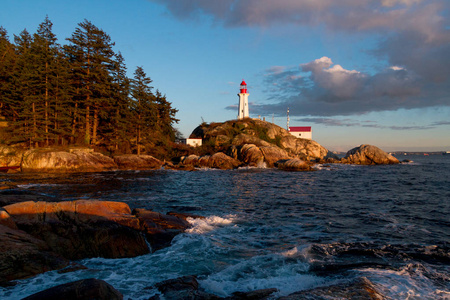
[240,80,247,93]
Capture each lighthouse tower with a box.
[237,80,249,119]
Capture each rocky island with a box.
[0,119,399,173]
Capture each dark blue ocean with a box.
[1,155,449,299]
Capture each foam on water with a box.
[357,263,450,299]
[186,215,237,234]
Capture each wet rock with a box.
[113,154,163,170]
[0,207,17,229]
[275,159,313,171]
[181,153,241,170]
[208,152,242,169]
[133,208,191,251]
[149,275,278,300]
[238,144,264,166]
[0,224,69,284]
[229,288,278,299]
[22,278,123,300]
[278,277,384,300]
[342,144,399,165]
[260,146,291,167]
[3,200,150,260]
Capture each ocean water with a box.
[1,155,449,299]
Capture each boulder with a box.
[278,277,384,300]
[181,153,241,170]
[275,159,313,171]
[149,275,278,300]
[0,207,17,229]
[133,208,191,251]
[113,154,163,170]
[21,149,117,172]
[260,145,291,167]
[342,144,399,165]
[238,144,264,166]
[3,200,150,260]
[0,224,69,284]
[22,278,123,300]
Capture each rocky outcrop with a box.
[1,200,202,284]
[342,144,399,165]
[0,224,69,284]
[3,200,197,259]
[113,154,163,170]
[181,153,242,170]
[149,275,278,300]
[22,278,123,300]
[4,200,149,260]
[279,277,384,300]
[189,119,338,165]
[274,159,313,171]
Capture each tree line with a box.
[0,17,179,155]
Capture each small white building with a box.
[185,138,202,147]
[289,126,312,140]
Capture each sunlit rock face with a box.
[190,119,338,165]
[342,144,399,165]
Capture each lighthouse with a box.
[237,80,249,120]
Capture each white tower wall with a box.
[238,93,249,119]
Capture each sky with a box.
[1,0,449,152]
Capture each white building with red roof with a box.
[289,126,312,140]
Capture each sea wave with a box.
[186,215,237,234]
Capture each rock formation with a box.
[0,200,202,284]
[113,154,163,170]
[274,159,313,171]
[342,144,399,165]
[22,278,123,300]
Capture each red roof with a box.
[240,80,247,86]
[289,126,311,132]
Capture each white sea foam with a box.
[199,253,325,297]
[186,215,236,234]
[358,263,450,299]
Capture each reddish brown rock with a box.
[0,207,17,229]
[260,145,291,167]
[133,208,191,251]
[278,277,384,300]
[342,144,399,165]
[3,200,150,260]
[275,159,313,171]
[0,224,69,284]
[113,154,163,170]
[22,278,123,300]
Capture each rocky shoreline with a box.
[0,198,387,299]
[0,120,401,174]
[0,143,399,174]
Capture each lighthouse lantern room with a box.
[237,80,249,119]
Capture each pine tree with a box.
[30,16,59,146]
[11,29,35,146]
[107,52,131,152]
[0,27,16,125]
[65,19,116,145]
[131,66,155,155]
[155,89,179,141]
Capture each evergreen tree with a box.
[30,16,59,146]
[130,66,155,155]
[65,19,115,145]
[0,27,16,123]
[11,29,35,146]
[155,89,179,141]
[107,52,131,152]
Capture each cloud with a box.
[252,55,450,117]
[151,0,450,117]
[296,117,444,131]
